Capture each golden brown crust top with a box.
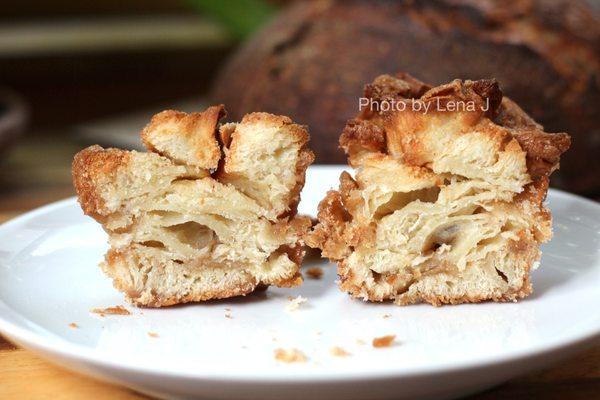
[239,111,294,126]
[340,120,386,157]
[72,145,130,218]
[364,73,432,103]
[141,105,226,170]
[341,72,570,179]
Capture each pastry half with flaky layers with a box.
[307,73,570,306]
[73,105,314,307]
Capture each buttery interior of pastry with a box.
[101,156,306,294]
[339,153,544,304]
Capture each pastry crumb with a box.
[330,346,351,357]
[356,339,366,345]
[372,335,396,348]
[91,306,130,315]
[382,314,392,319]
[225,311,233,319]
[305,266,323,279]
[148,332,159,338]
[68,323,79,329]
[285,295,307,312]
[274,348,308,363]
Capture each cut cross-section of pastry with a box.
[72,105,314,307]
[306,73,570,306]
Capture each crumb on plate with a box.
[285,295,307,312]
[330,346,351,357]
[356,339,366,345]
[68,323,79,329]
[382,314,392,319]
[148,332,159,338]
[91,305,131,315]
[372,335,396,348]
[274,348,308,363]
[305,266,323,279]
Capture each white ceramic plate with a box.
[0,166,599,400]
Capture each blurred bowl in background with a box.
[0,89,27,157]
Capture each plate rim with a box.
[0,181,599,383]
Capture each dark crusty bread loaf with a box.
[211,0,599,194]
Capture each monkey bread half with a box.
[307,73,570,306]
[73,105,314,306]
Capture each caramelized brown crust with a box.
[72,145,130,219]
[495,98,572,180]
[340,120,386,158]
[305,190,352,261]
[141,105,226,170]
[364,73,432,105]
[342,72,571,178]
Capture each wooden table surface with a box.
[0,136,598,399]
